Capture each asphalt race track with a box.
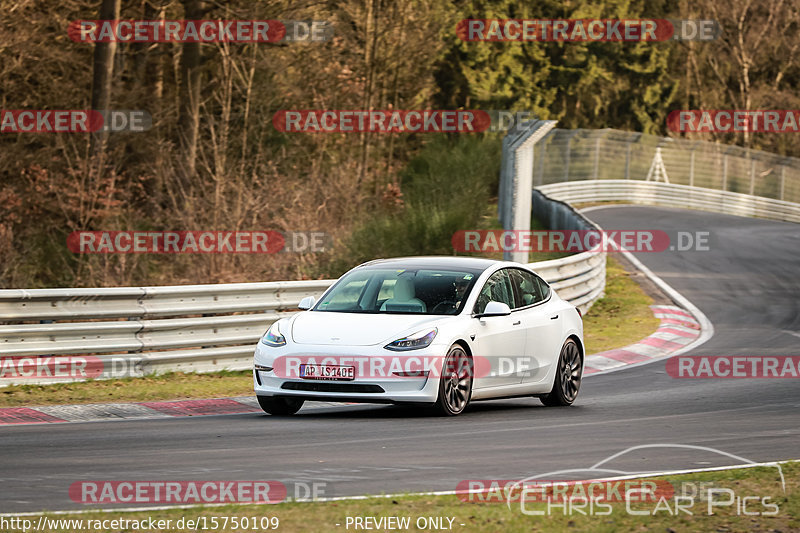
[1,206,799,512]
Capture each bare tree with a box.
[90,0,121,158]
[699,0,800,148]
[177,0,208,184]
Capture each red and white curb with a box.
[584,305,701,375]
[0,398,349,426]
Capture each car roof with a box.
[355,256,506,273]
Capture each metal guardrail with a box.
[535,252,605,312]
[13,176,795,384]
[530,187,606,311]
[0,280,334,321]
[0,250,605,383]
[538,180,800,224]
[0,281,331,383]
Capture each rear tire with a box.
[540,339,582,406]
[432,345,473,416]
[257,396,304,416]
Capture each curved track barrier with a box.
[538,179,800,223]
[0,251,605,383]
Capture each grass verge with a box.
[0,371,254,408]
[8,462,798,532]
[582,254,661,354]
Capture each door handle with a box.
[550,315,559,320]
[512,320,521,326]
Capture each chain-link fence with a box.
[533,129,800,203]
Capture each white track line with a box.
[2,460,793,517]
[782,330,800,339]
[579,206,715,376]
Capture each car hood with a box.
[290,312,445,346]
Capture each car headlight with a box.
[260,321,286,347]
[385,328,437,351]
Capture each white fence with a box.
[532,128,800,203]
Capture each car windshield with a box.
[314,268,480,315]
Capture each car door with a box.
[471,269,528,390]
[507,268,563,385]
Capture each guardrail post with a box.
[592,136,600,179]
[564,135,572,181]
[781,165,786,201]
[689,146,696,187]
[722,153,728,191]
[535,133,550,186]
[625,140,631,179]
[561,130,581,183]
[749,155,756,196]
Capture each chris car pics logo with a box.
[458,444,784,517]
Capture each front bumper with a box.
[252,341,447,404]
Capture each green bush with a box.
[322,135,502,275]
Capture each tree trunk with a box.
[178,0,206,184]
[132,0,165,101]
[90,0,121,158]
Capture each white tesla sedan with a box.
[253,257,584,416]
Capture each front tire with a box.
[257,396,304,416]
[433,345,473,416]
[540,339,582,406]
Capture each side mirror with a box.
[478,301,512,317]
[298,296,316,310]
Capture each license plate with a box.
[300,364,355,381]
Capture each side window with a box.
[537,275,551,301]
[473,269,515,314]
[508,269,549,308]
